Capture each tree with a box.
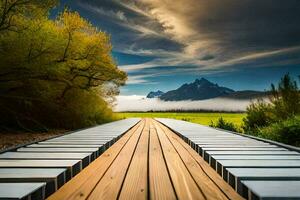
[243,74,300,133]
[270,74,300,119]
[0,0,57,32]
[0,3,127,130]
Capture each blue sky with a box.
[58,0,300,95]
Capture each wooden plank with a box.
[198,144,275,147]
[218,159,300,168]
[206,150,299,155]
[155,121,229,200]
[27,144,101,148]
[212,155,300,160]
[0,160,80,168]
[0,160,81,179]
[17,147,99,152]
[202,147,286,151]
[148,122,176,200]
[155,120,244,200]
[154,120,206,199]
[0,168,66,180]
[39,141,106,145]
[0,152,91,160]
[87,119,145,200]
[0,168,66,197]
[210,155,300,169]
[0,182,46,200]
[241,180,300,200]
[0,152,92,168]
[218,160,300,181]
[203,148,288,162]
[47,120,143,200]
[42,138,110,141]
[227,168,300,193]
[118,119,150,200]
[195,141,264,145]
[17,147,99,160]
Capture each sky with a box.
[59,0,300,95]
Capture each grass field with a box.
[116,112,246,127]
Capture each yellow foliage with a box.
[0,2,126,130]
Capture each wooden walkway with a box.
[0,118,140,200]
[157,118,300,200]
[48,118,242,200]
[2,117,299,199]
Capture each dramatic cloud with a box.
[64,0,300,94]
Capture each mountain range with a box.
[147,78,268,101]
[146,90,165,98]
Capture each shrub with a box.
[243,74,300,133]
[210,117,239,132]
[270,74,300,120]
[181,118,191,122]
[242,100,274,133]
[256,115,300,147]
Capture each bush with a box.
[256,116,300,147]
[210,117,239,132]
[181,118,191,122]
[242,100,275,133]
[270,74,300,119]
[242,74,300,146]
[243,74,300,134]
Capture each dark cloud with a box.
[192,0,300,50]
[68,0,300,57]
[201,55,215,61]
[60,0,300,93]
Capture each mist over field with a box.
[114,95,254,112]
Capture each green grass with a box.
[116,112,246,127]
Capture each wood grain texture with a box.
[156,121,244,200]
[87,120,145,200]
[148,121,177,200]
[47,120,144,200]
[119,118,150,200]
[156,121,229,200]
[48,118,243,200]
[154,121,206,200]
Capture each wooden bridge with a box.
[0,118,300,199]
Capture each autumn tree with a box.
[0,2,127,130]
[0,0,57,31]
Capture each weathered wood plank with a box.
[0,168,66,197]
[154,120,206,199]
[17,147,99,152]
[0,182,46,200]
[148,122,176,200]
[157,121,229,200]
[118,119,150,200]
[227,168,300,194]
[156,120,244,200]
[87,119,145,200]
[242,180,300,200]
[27,144,101,148]
[47,120,143,200]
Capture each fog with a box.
[114,95,255,112]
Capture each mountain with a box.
[220,90,270,100]
[159,78,235,101]
[146,90,165,98]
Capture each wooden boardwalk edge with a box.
[48,118,243,200]
[155,120,243,200]
[47,119,145,200]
